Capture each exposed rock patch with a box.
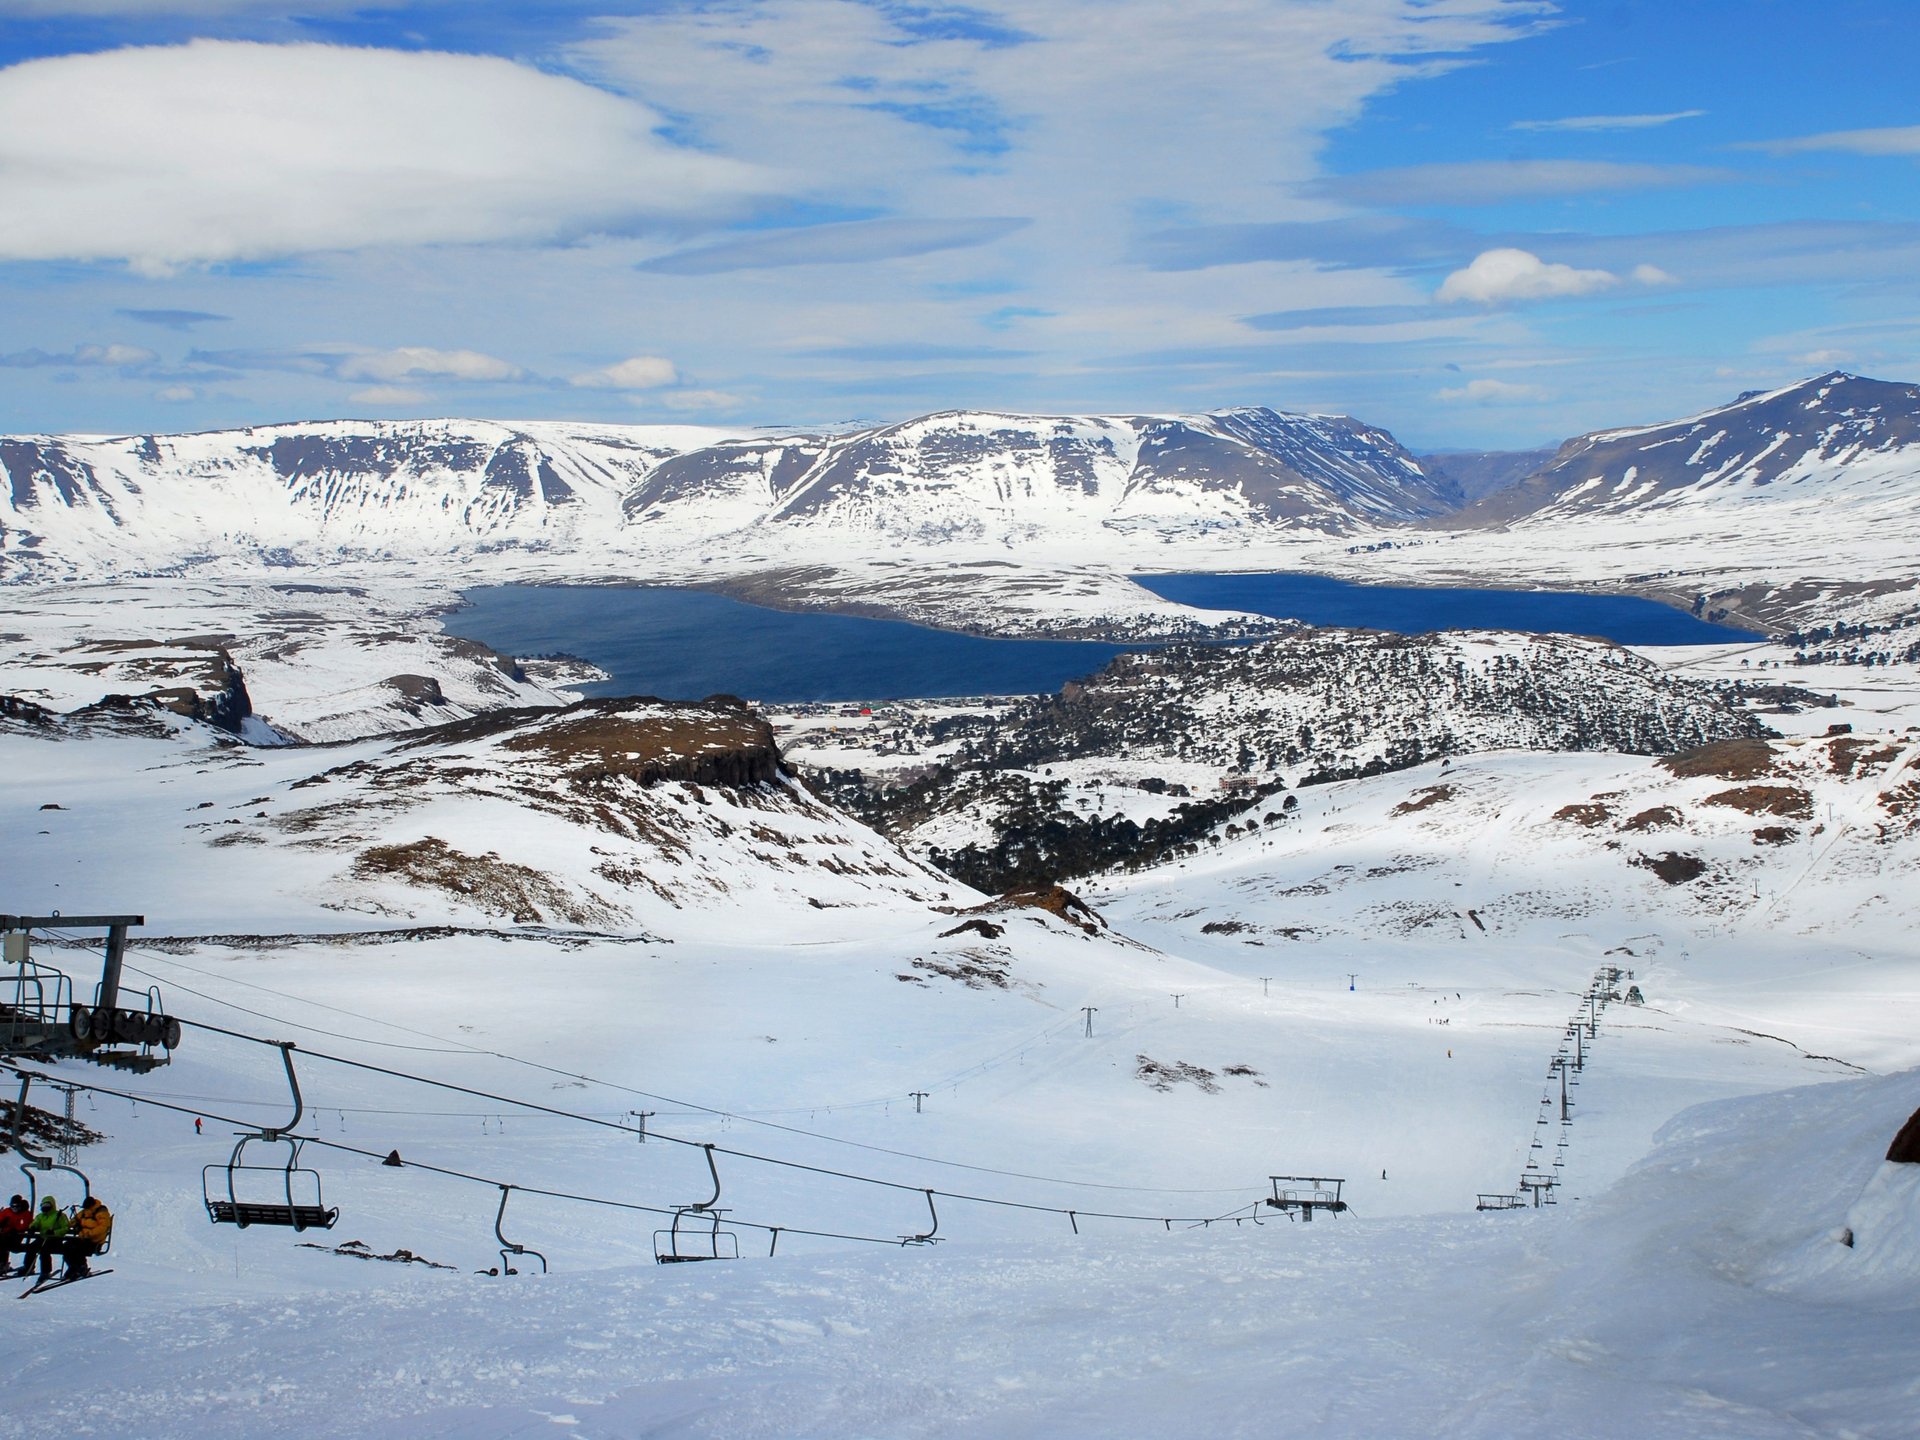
[1702,784,1814,820]
[1658,738,1779,781]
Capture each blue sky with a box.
[1,0,1917,449]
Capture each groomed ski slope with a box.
[5,1056,1914,1439]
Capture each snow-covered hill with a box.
[624,407,1458,548]
[3,691,1915,1437]
[0,692,966,940]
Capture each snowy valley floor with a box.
[2,584,1918,1437]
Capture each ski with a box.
[19,1268,111,1298]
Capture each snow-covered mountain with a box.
[0,406,1458,580]
[0,417,734,579]
[1460,371,1920,528]
[624,407,1459,547]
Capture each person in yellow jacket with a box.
[60,1195,111,1280]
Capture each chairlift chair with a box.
[653,1142,740,1263]
[1265,1175,1349,1221]
[653,1207,740,1264]
[491,1184,547,1275]
[203,1133,339,1231]
[202,1041,338,1232]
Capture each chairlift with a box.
[7,1073,107,1260]
[653,1143,740,1263]
[202,1042,338,1231]
[490,1184,547,1275]
[898,1188,941,1247]
[1264,1175,1348,1221]
[1475,1192,1525,1212]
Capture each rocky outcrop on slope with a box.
[248,696,958,925]
[8,636,260,734]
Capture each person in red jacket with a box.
[0,1195,30,1276]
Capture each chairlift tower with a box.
[1,914,179,1071]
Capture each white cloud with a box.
[569,356,680,390]
[1437,249,1619,304]
[1315,160,1731,207]
[1792,349,1853,368]
[1436,377,1546,404]
[336,348,522,384]
[0,341,159,368]
[347,385,430,406]
[1747,125,1920,157]
[1510,110,1704,133]
[654,389,748,413]
[153,384,199,403]
[1629,263,1678,286]
[0,40,762,270]
[638,218,1031,275]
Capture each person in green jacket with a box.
[26,1195,68,1281]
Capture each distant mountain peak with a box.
[1453,369,1920,529]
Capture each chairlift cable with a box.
[1,1061,904,1252]
[124,954,1253,1196]
[169,1016,1268,1226]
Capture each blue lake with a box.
[445,576,1754,703]
[1134,573,1756,647]
[445,586,1136,703]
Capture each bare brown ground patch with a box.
[1631,851,1708,885]
[1827,736,1901,778]
[1658,739,1779,781]
[350,836,614,925]
[1553,801,1613,828]
[1391,784,1456,817]
[1621,805,1684,832]
[1702,784,1814,820]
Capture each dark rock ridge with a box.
[396,696,782,789]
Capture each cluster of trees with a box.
[921,773,1290,892]
[801,631,1762,892]
[1783,616,1920,668]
